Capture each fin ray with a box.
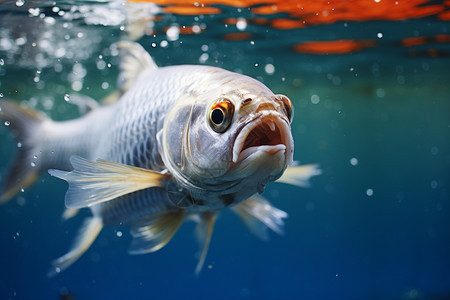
[65,93,100,115]
[0,100,46,203]
[232,195,287,241]
[128,211,184,254]
[62,208,80,220]
[48,217,103,276]
[49,156,170,209]
[116,41,158,93]
[277,164,322,188]
[194,212,218,275]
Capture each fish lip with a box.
[231,111,293,166]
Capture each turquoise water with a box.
[1,1,449,299]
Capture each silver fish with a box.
[0,41,320,275]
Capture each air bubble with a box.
[64,94,71,102]
[166,26,180,41]
[311,94,320,104]
[236,18,247,31]
[16,0,24,7]
[430,180,438,189]
[192,25,201,34]
[4,121,10,126]
[264,64,275,75]
[199,53,209,64]
[350,157,358,166]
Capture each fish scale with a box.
[90,65,230,223]
[99,66,217,170]
[99,188,173,226]
[0,41,319,275]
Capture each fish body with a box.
[0,42,320,274]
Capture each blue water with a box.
[1,1,449,299]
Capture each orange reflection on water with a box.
[270,18,306,30]
[223,32,253,40]
[163,5,221,15]
[402,34,450,47]
[402,36,428,47]
[130,0,449,29]
[252,0,445,25]
[293,40,375,54]
[128,0,449,55]
[435,34,450,43]
[438,10,450,20]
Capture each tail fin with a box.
[0,100,47,203]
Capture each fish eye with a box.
[275,95,293,123]
[208,99,235,133]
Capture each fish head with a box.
[160,73,294,208]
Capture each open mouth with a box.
[232,112,293,164]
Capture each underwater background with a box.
[0,0,449,299]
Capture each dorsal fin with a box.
[116,41,158,93]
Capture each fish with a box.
[0,41,321,275]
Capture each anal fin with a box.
[48,217,103,276]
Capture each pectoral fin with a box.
[277,164,322,188]
[194,212,218,275]
[49,156,170,209]
[232,195,287,241]
[128,211,185,254]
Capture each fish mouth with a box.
[232,111,293,166]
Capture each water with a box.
[0,1,449,299]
